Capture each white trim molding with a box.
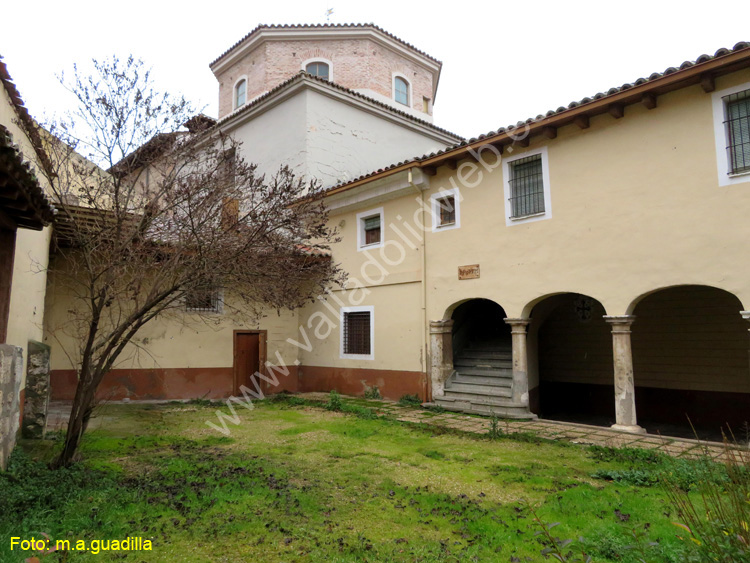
[301,57,334,82]
[392,72,412,108]
[430,187,461,232]
[340,305,375,360]
[233,75,248,109]
[712,80,750,187]
[502,146,552,226]
[356,206,385,251]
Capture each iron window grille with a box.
[185,287,222,313]
[436,196,456,226]
[363,215,381,245]
[343,311,371,355]
[508,154,545,218]
[724,89,750,175]
[306,62,330,81]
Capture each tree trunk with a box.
[51,369,96,468]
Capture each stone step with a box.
[452,373,513,387]
[444,382,513,397]
[454,358,512,369]
[460,350,513,360]
[430,397,537,419]
[443,388,513,402]
[455,367,513,378]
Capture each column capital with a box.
[429,319,453,334]
[741,311,750,322]
[604,315,636,332]
[504,318,530,333]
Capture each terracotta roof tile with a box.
[210,23,442,69]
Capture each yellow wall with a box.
[0,86,52,387]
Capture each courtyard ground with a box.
[0,394,732,562]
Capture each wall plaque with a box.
[458,264,480,280]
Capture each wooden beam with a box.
[517,137,530,148]
[608,103,624,119]
[700,73,715,93]
[422,166,437,176]
[542,126,557,139]
[573,115,590,129]
[445,159,458,170]
[641,93,657,110]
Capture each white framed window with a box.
[712,81,750,186]
[502,146,552,226]
[356,207,384,251]
[302,58,333,82]
[234,77,247,109]
[185,287,223,314]
[340,305,374,360]
[430,187,461,232]
[393,74,411,107]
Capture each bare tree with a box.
[41,56,342,468]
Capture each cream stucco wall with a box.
[1,86,52,388]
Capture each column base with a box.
[610,424,647,435]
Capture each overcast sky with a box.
[3,0,749,140]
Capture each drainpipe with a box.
[408,168,430,401]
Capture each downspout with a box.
[408,167,430,401]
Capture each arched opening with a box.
[394,76,410,106]
[234,79,247,108]
[306,61,330,81]
[530,293,614,425]
[631,285,749,440]
[432,299,514,414]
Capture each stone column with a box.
[429,319,454,399]
[742,311,750,366]
[0,344,23,470]
[604,315,646,434]
[504,318,531,408]
[22,341,51,439]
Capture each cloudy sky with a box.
[3,0,749,139]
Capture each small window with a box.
[306,62,330,81]
[422,96,431,113]
[508,155,545,218]
[725,89,750,175]
[185,286,222,313]
[341,306,374,359]
[356,207,384,250]
[235,79,247,108]
[431,188,460,232]
[394,76,409,106]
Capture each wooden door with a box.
[234,332,260,393]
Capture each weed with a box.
[592,469,660,487]
[398,394,422,407]
[363,385,382,400]
[588,445,665,465]
[488,414,503,440]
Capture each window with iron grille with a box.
[508,154,545,218]
[437,196,456,226]
[725,89,750,175]
[185,287,222,313]
[343,310,371,356]
[363,215,380,245]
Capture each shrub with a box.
[326,390,343,411]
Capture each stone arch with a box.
[626,283,747,315]
[629,285,750,437]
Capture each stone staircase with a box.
[432,343,536,419]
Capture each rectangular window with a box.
[364,215,381,245]
[185,287,221,313]
[725,89,750,175]
[343,310,371,355]
[437,196,456,226]
[508,154,545,218]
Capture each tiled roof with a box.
[0,124,55,228]
[0,56,54,178]
[214,71,463,141]
[325,41,750,195]
[210,23,442,69]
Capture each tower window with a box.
[394,76,409,106]
[235,79,246,108]
[306,61,330,81]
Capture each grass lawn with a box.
[0,396,708,562]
